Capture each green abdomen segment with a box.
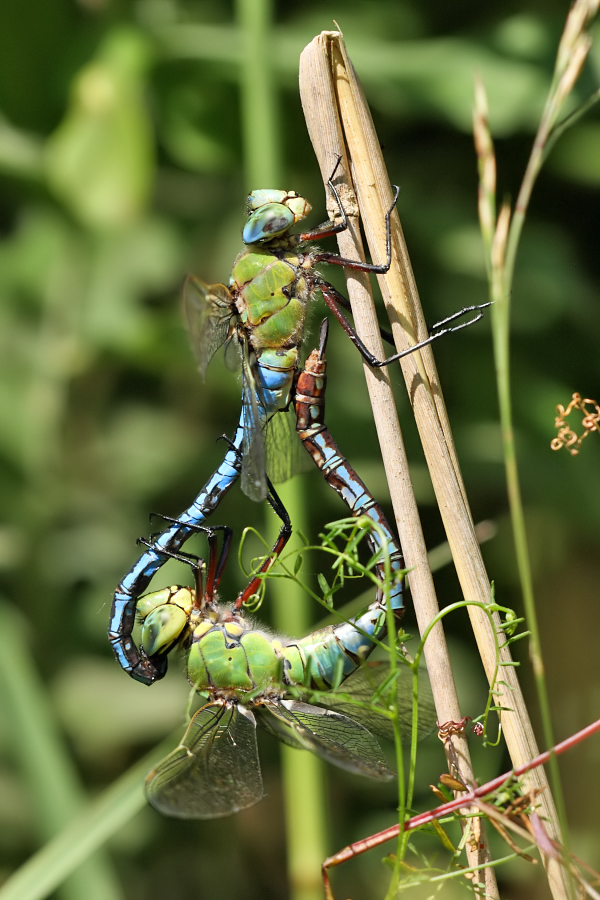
[185,618,387,697]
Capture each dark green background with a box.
[0,1,599,898]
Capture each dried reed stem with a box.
[300,33,499,898]
[301,29,572,900]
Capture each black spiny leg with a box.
[300,172,400,277]
[144,516,233,609]
[318,279,492,368]
[296,156,349,242]
[136,536,205,575]
[301,166,491,362]
[326,290,396,348]
[234,479,292,610]
[204,527,233,606]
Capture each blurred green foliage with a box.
[0,1,599,899]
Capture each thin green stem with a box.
[235,3,326,892]
[373,542,401,900]
[489,120,574,900]
[479,14,600,890]
[236,0,326,888]
[235,0,281,187]
[267,478,329,900]
[543,87,600,162]
[414,598,519,747]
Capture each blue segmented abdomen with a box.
[254,347,297,412]
[109,353,295,685]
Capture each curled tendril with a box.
[551,392,600,455]
[437,716,472,741]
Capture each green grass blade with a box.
[0,601,123,900]
[268,478,329,900]
[0,741,171,900]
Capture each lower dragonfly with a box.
[134,323,431,818]
[110,161,490,685]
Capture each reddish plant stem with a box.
[323,717,600,890]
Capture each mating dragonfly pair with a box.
[109,166,487,817]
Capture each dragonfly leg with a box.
[148,513,232,541]
[429,302,493,334]
[217,433,244,468]
[324,289,395,348]
[307,186,400,273]
[205,526,233,604]
[136,536,205,575]
[140,525,232,612]
[316,279,491,368]
[296,156,349,243]
[144,517,233,608]
[297,154,400,266]
[234,478,292,610]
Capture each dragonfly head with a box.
[137,586,194,657]
[243,190,311,243]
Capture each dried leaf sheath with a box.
[299,31,499,897]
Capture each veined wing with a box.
[320,661,436,743]
[145,703,262,819]
[256,699,394,781]
[184,276,235,379]
[240,338,268,502]
[265,405,311,485]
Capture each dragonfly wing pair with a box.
[184,276,235,379]
[185,275,305,502]
[185,275,265,500]
[257,700,393,781]
[145,691,395,819]
[319,661,436,744]
[145,703,262,819]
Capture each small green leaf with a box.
[317,572,330,598]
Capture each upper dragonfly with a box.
[184,159,489,502]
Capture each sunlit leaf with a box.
[45,28,155,228]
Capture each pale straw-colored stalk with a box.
[300,33,499,900]
[269,477,328,900]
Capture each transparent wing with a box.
[320,661,436,743]
[145,703,263,819]
[256,699,394,781]
[184,276,235,379]
[240,340,268,502]
[223,333,242,372]
[265,405,312,485]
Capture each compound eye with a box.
[243,203,294,243]
[141,605,188,656]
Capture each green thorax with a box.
[186,608,305,699]
[230,246,309,351]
